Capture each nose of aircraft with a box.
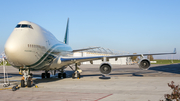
[5,40,17,55]
[4,28,30,66]
[4,28,41,67]
[4,37,20,65]
[4,21,44,67]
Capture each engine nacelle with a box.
[57,57,61,64]
[138,59,151,70]
[99,62,112,74]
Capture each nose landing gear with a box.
[20,69,33,87]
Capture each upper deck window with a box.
[15,24,33,29]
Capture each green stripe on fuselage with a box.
[12,44,62,70]
[26,44,60,67]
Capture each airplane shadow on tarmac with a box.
[33,71,75,84]
[0,73,44,79]
[81,64,180,77]
[0,64,180,84]
[149,63,180,74]
[0,70,75,84]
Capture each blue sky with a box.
[0,0,179,59]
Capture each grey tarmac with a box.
[0,64,180,101]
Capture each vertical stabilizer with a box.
[64,18,69,45]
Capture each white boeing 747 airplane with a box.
[4,19,176,87]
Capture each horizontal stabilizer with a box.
[174,48,176,54]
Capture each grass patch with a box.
[0,60,12,66]
[152,60,180,64]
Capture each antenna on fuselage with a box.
[64,18,69,45]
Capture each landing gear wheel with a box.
[72,73,76,79]
[63,73,66,78]
[21,80,25,87]
[58,73,61,78]
[27,80,31,87]
[47,73,50,78]
[41,73,45,79]
[77,73,81,79]
[72,73,80,79]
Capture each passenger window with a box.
[15,24,21,28]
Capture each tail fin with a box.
[64,18,69,44]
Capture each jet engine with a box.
[99,63,112,74]
[138,59,150,70]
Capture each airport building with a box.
[73,47,132,65]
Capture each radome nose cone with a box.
[4,38,20,63]
[5,42,17,54]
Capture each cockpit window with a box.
[15,24,21,28]
[21,24,28,28]
[15,24,33,29]
[28,25,33,29]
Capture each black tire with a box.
[30,73,33,77]
[100,64,111,74]
[12,86,16,91]
[63,73,66,78]
[47,73,50,78]
[77,73,81,79]
[21,80,25,87]
[41,73,45,79]
[72,73,76,79]
[58,73,61,78]
[27,80,31,87]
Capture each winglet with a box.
[64,18,69,45]
[174,48,176,54]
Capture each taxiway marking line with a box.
[0,87,12,90]
[94,94,113,101]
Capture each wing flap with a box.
[61,56,103,62]
[107,48,176,59]
[72,47,100,52]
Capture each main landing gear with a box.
[41,70,50,79]
[19,69,33,87]
[41,70,67,79]
[40,63,82,79]
[71,63,82,79]
[58,69,66,79]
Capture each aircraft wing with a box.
[61,48,176,64]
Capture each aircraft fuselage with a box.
[5,21,72,70]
